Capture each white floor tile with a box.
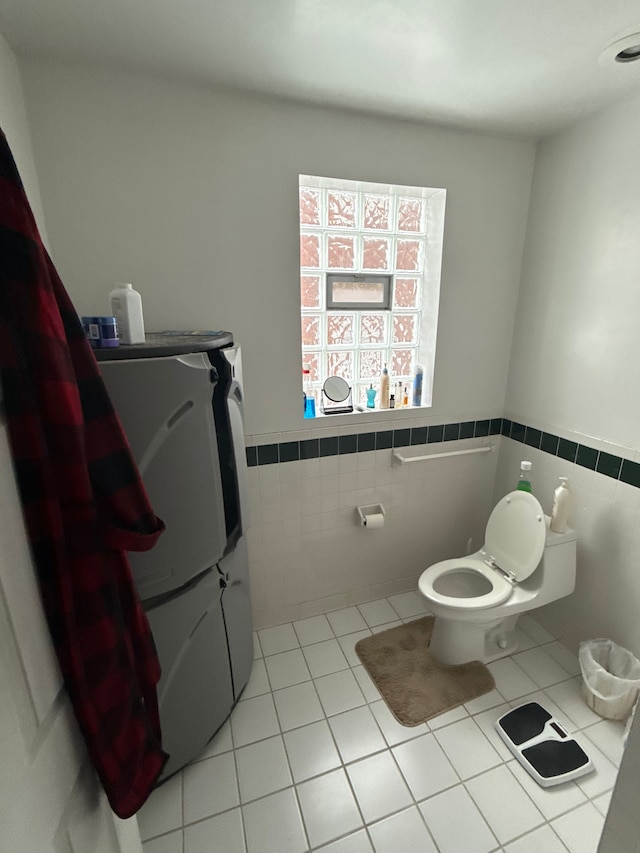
[582,718,626,766]
[242,788,308,853]
[303,638,350,678]
[464,688,505,715]
[329,705,387,763]
[338,630,372,667]
[467,703,513,761]
[316,830,374,852]
[264,648,311,689]
[369,699,429,746]
[592,790,613,816]
[327,607,369,636]
[358,600,399,627]
[387,591,430,619]
[551,801,605,853]
[506,759,587,820]
[241,658,271,699]
[427,703,469,730]
[434,717,502,779]
[184,809,245,853]
[314,669,367,716]
[466,764,545,845]
[258,623,300,656]
[419,785,498,853]
[297,768,363,848]
[368,806,438,853]
[574,739,618,799]
[392,732,459,800]
[273,681,325,731]
[511,647,572,689]
[488,657,539,701]
[198,719,233,761]
[236,735,292,802]
[353,664,382,703]
[293,614,335,645]
[137,771,183,841]
[183,751,239,825]
[543,678,602,730]
[544,641,582,677]
[502,824,568,853]
[283,720,342,783]
[230,693,280,748]
[346,752,413,824]
[143,830,184,853]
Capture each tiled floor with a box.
[138,593,625,853]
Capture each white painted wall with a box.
[19,60,535,437]
[502,92,640,658]
[0,33,142,853]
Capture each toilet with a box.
[418,490,577,665]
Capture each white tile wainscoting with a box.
[138,593,623,853]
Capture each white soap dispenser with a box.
[550,477,571,533]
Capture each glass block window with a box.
[300,175,445,410]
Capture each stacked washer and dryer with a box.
[96,332,253,780]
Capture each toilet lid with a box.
[484,491,546,582]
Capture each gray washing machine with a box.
[96,333,253,780]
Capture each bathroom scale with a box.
[495,702,594,787]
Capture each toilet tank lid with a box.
[485,491,546,583]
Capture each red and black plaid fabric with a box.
[0,129,168,817]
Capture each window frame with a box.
[326,273,393,310]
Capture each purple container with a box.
[97,315,119,348]
[81,316,100,348]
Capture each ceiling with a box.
[2,0,640,137]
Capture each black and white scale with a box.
[495,702,594,786]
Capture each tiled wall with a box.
[495,414,640,658]
[245,414,640,636]
[244,415,502,629]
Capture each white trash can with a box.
[579,638,640,721]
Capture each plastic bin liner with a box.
[579,638,640,721]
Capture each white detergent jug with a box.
[110,282,145,345]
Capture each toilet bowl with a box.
[418,490,577,665]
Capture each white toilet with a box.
[418,490,577,665]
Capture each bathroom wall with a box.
[499,91,640,658]
[18,59,535,624]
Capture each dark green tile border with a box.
[246,417,638,489]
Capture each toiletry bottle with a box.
[412,364,424,407]
[403,385,409,408]
[550,477,570,533]
[380,364,390,409]
[109,282,145,344]
[395,382,403,409]
[389,393,395,409]
[517,460,533,493]
[303,366,315,418]
[366,384,377,409]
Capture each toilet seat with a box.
[419,491,547,612]
[419,557,513,611]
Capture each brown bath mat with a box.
[355,616,495,726]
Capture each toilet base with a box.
[429,614,520,665]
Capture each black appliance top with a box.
[94,330,234,361]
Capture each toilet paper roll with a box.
[363,512,385,529]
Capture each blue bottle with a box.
[366,384,377,409]
[303,367,316,418]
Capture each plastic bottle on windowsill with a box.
[517,460,533,493]
[303,366,315,418]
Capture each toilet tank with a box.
[524,518,577,601]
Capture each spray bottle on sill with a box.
[517,460,533,493]
[550,477,571,533]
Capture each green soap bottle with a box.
[517,460,533,492]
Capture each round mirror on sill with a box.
[323,375,350,403]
